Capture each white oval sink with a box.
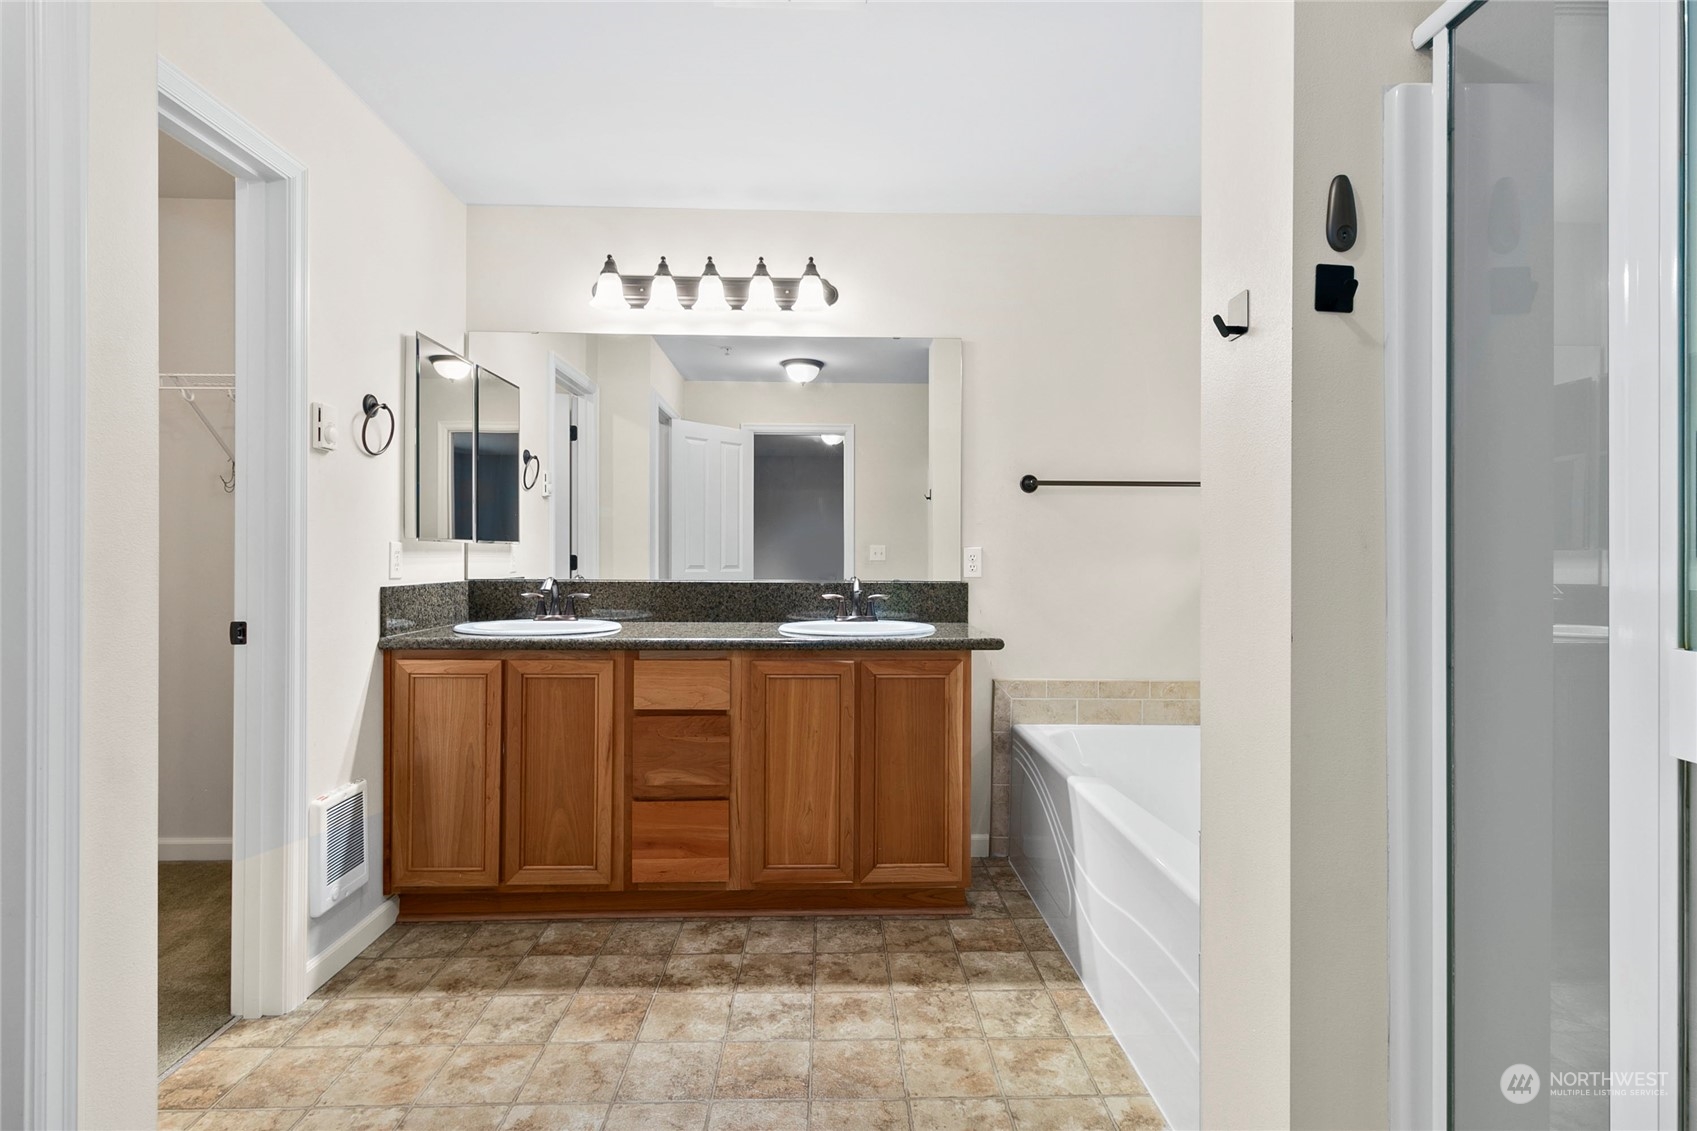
[453,619,622,638]
[779,620,936,639]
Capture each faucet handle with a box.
[519,591,550,619]
[561,592,592,620]
[820,594,848,621]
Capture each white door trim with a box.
[0,2,87,1124]
[744,423,856,579]
[649,390,678,581]
[550,352,598,578]
[158,60,310,1019]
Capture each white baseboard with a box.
[159,836,233,861]
[306,898,399,993]
[971,833,990,858]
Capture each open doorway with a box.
[748,425,854,580]
[156,131,236,1071]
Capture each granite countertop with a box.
[379,620,1004,652]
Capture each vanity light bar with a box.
[592,255,839,311]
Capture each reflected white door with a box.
[670,419,752,580]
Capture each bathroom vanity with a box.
[378,581,1001,919]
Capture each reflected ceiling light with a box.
[819,433,845,446]
[794,257,828,313]
[427,353,472,381]
[781,358,824,384]
[745,257,780,313]
[590,254,629,311]
[646,256,682,312]
[695,256,730,313]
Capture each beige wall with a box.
[84,5,162,1122]
[1289,4,1429,1127]
[1199,6,1296,1125]
[154,0,470,964]
[680,379,930,581]
[467,207,1203,684]
[86,3,469,1121]
[1201,3,1429,1127]
[158,196,235,852]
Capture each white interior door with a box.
[670,419,752,580]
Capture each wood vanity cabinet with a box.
[384,648,971,914]
[741,658,858,886]
[387,657,504,888]
[502,657,617,887]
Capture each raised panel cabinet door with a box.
[857,656,968,886]
[742,658,857,886]
[390,657,503,888]
[503,657,618,887]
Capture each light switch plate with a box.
[310,402,338,452]
[868,544,886,562]
[387,541,403,580]
[963,546,983,578]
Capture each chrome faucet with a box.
[521,577,592,621]
[821,577,888,622]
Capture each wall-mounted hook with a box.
[1212,290,1249,340]
[1314,264,1359,313]
[1326,174,1358,252]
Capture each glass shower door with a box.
[1448,2,1611,1128]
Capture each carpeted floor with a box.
[158,861,232,1073]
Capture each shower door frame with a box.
[1392,2,1680,1127]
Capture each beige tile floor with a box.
[159,859,1167,1131]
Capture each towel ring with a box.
[522,449,541,490]
[360,394,395,456]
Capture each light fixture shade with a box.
[590,254,628,311]
[793,256,828,313]
[647,256,681,312]
[427,353,473,381]
[745,257,780,313]
[694,257,730,312]
[819,432,845,446]
[780,357,824,384]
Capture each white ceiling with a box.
[654,335,932,383]
[264,1,1200,216]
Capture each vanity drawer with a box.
[632,714,732,800]
[630,800,730,884]
[633,659,732,711]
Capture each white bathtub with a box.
[1011,723,1200,1131]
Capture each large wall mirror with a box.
[413,332,522,543]
[465,332,962,581]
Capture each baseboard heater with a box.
[309,780,369,917]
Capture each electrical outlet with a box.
[963,546,983,578]
[868,544,886,562]
[387,541,403,580]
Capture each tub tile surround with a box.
[158,863,1170,1130]
[989,681,1201,857]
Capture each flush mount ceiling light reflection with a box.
[819,433,845,446]
[781,358,824,384]
[427,353,473,381]
[587,253,839,312]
